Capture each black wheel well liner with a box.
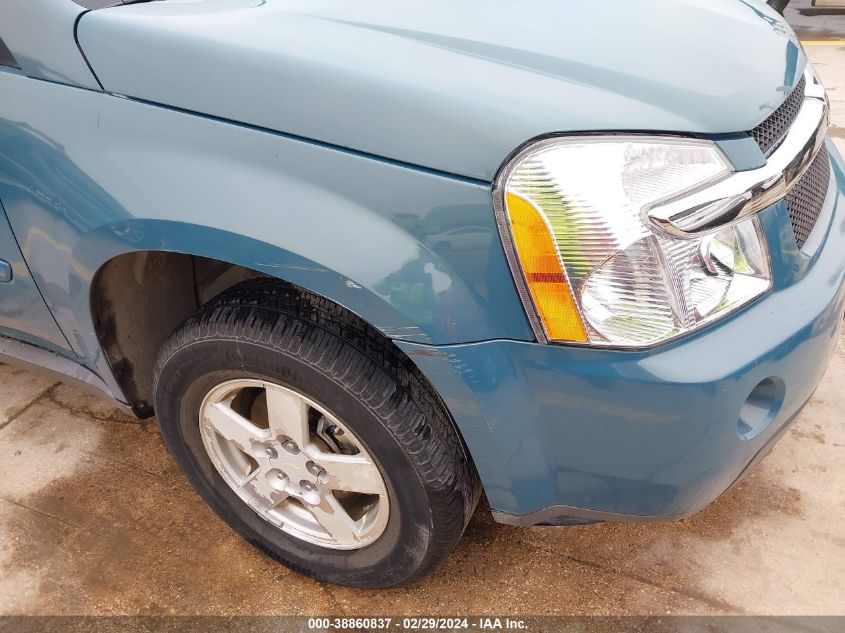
[90,251,266,417]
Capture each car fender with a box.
[0,72,532,400]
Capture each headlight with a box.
[496,137,772,348]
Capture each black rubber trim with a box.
[0,37,19,69]
[767,0,790,14]
[72,1,157,8]
[73,10,104,91]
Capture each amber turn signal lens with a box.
[505,193,588,342]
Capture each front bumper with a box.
[400,139,845,524]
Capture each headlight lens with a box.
[498,137,772,347]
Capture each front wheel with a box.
[153,280,480,587]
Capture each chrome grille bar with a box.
[648,68,829,238]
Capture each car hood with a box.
[78,0,805,181]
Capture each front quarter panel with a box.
[0,71,532,398]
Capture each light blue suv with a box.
[0,0,842,587]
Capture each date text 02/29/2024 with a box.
[307,618,529,630]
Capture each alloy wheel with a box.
[198,379,389,550]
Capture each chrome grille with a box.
[751,76,806,155]
[786,149,831,249]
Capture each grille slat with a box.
[786,150,831,249]
[750,76,806,155]
[747,75,829,249]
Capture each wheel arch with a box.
[86,233,435,417]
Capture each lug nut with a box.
[268,470,289,492]
[281,439,300,454]
[300,480,315,491]
[264,446,277,459]
[306,461,326,478]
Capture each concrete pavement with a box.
[786,0,845,40]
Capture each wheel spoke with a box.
[307,493,361,545]
[203,401,266,453]
[265,386,311,447]
[316,452,384,495]
[240,470,288,511]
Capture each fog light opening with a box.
[737,377,785,441]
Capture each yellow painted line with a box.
[801,40,845,46]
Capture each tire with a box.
[153,279,480,587]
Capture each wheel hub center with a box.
[259,440,325,501]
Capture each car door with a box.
[0,39,74,354]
